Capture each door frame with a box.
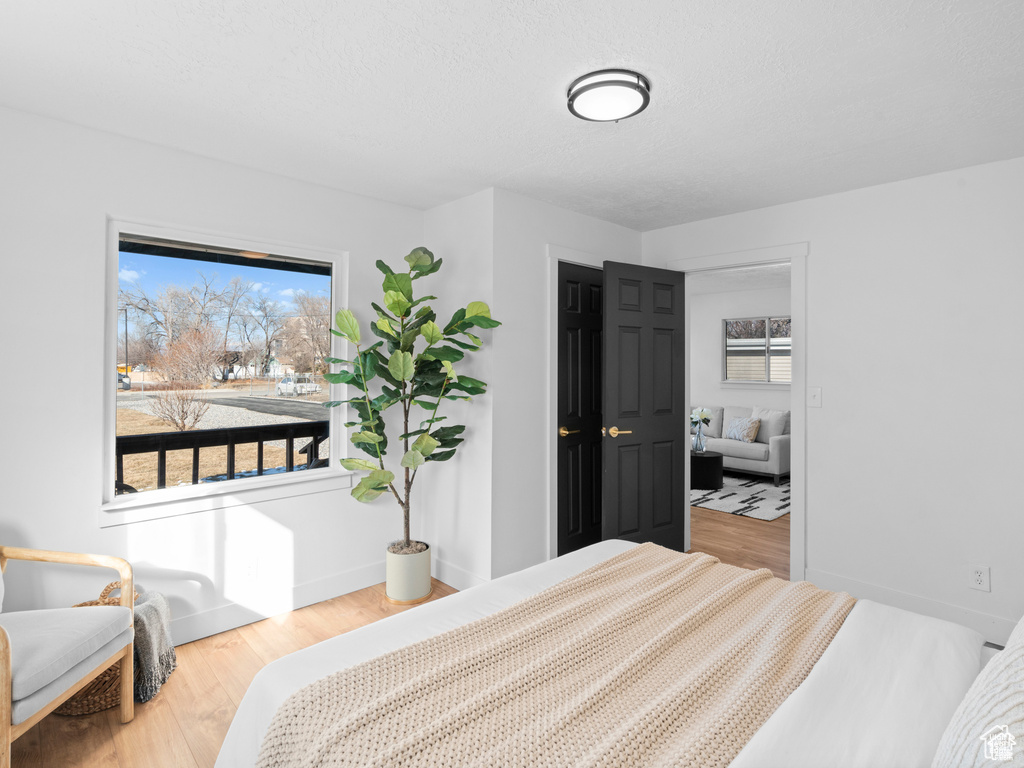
[668,242,809,581]
[546,241,808,582]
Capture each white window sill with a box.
[719,381,791,390]
[99,468,354,528]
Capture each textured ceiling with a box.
[2,1,1023,231]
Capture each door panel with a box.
[602,261,687,551]
[557,262,604,555]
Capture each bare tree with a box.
[157,328,221,385]
[241,294,287,374]
[282,292,331,374]
[217,276,254,379]
[150,387,210,431]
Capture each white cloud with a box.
[118,268,140,282]
[251,282,264,292]
[278,288,295,298]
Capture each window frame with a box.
[101,217,352,528]
[721,315,792,386]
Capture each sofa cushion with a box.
[723,406,752,431]
[0,605,132,700]
[706,437,770,461]
[752,407,790,444]
[690,406,724,438]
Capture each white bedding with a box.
[215,540,984,768]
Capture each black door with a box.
[601,261,687,551]
[556,262,604,555]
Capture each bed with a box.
[215,540,1017,768]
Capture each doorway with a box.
[686,263,792,578]
[547,242,808,581]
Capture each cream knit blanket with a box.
[257,544,854,768]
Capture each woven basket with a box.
[54,581,138,717]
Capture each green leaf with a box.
[400,449,425,469]
[432,425,466,442]
[323,370,358,385]
[404,247,434,268]
[375,259,394,276]
[442,360,457,382]
[466,301,491,319]
[399,428,428,440]
[466,315,501,329]
[444,308,466,333]
[322,400,347,409]
[412,433,440,456]
[412,257,443,278]
[324,356,352,365]
[339,457,379,471]
[351,431,383,445]
[376,317,396,337]
[388,351,414,381]
[421,320,443,345]
[427,449,457,462]
[351,470,394,502]
[371,302,396,321]
[382,273,413,301]
[384,290,412,317]
[422,345,464,363]
[334,309,361,343]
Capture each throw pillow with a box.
[725,417,761,443]
[751,406,790,444]
[932,614,1024,767]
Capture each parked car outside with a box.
[276,375,322,396]
[117,372,131,390]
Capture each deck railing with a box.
[115,420,329,493]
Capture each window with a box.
[723,316,791,383]
[114,234,333,497]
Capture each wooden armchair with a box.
[0,546,134,768]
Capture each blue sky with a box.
[118,251,331,319]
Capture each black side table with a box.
[691,451,724,491]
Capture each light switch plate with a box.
[808,387,822,408]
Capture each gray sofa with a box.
[692,405,791,485]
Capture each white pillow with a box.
[725,417,760,443]
[932,616,1024,766]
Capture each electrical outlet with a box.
[970,565,991,592]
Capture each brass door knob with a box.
[558,426,580,438]
[606,426,633,438]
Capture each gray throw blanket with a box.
[133,585,177,702]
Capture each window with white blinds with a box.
[723,317,791,383]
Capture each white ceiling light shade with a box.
[567,69,651,122]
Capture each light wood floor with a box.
[13,513,786,767]
[10,578,458,768]
[689,506,790,579]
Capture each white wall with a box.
[0,107,424,643]
[689,286,791,413]
[490,188,642,578]
[644,156,1024,643]
[421,189,495,589]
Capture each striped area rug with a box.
[692,474,791,521]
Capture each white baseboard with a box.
[170,560,385,645]
[433,556,487,592]
[805,568,1017,645]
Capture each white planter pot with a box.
[385,544,432,604]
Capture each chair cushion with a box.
[693,406,724,438]
[0,605,132,700]
[11,627,133,726]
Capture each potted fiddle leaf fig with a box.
[324,247,500,603]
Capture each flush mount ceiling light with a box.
[567,69,651,122]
